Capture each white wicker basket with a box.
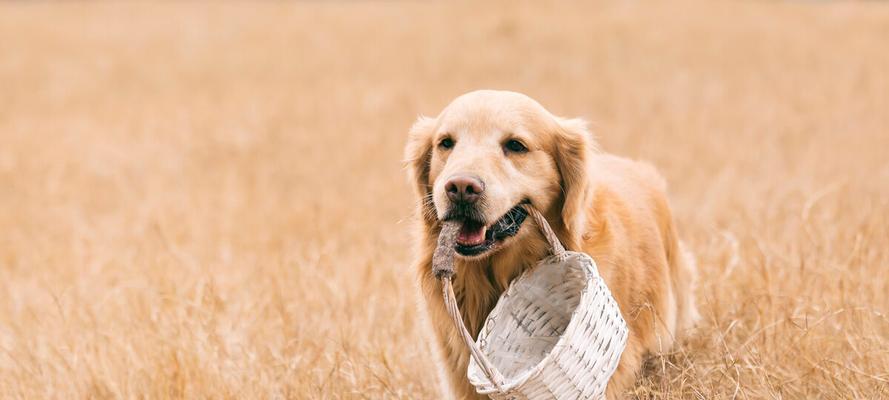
[439,206,629,400]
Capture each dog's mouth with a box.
[448,204,528,257]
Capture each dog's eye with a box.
[438,137,454,150]
[504,139,528,154]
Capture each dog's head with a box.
[405,90,595,259]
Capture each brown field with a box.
[1,1,888,399]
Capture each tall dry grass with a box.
[1,1,887,398]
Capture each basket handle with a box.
[438,205,566,393]
[521,204,566,258]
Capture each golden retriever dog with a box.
[404,90,698,399]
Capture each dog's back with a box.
[582,154,698,397]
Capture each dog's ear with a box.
[404,116,437,223]
[553,117,596,236]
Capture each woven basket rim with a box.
[469,250,602,393]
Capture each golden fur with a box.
[405,90,698,399]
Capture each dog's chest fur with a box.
[450,232,551,337]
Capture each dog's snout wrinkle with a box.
[443,202,486,224]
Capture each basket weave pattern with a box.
[440,206,628,400]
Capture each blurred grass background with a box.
[0,1,887,398]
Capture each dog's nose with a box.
[445,175,484,204]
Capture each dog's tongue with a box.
[457,220,486,246]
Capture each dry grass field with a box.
[1,1,888,399]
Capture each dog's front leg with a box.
[439,331,487,400]
[420,274,487,400]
